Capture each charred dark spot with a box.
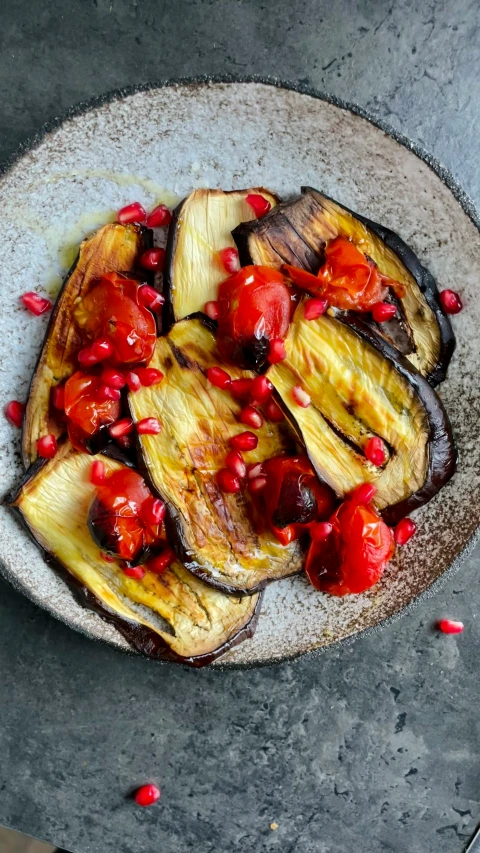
[170,343,194,369]
[163,355,174,371]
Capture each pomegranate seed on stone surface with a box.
[304,298,328,320]
[51,385,65,410]
[77,347,99,368]
[437,619,464,635]
[250,375,273,405]
[136,368,164,387]
[247,462,264,480]
[97,384,122,402]
[91,338,114,361]
[5,400,24,427]
[146,204,171,228]
[123,565,146,580]
[204,300,219,321]
[117,202,146,225]
[246,194,271,218]
[439,289,463,314]
[264,398,284,422]
[143,498,166,526]
[292,386,311,408]
[351,482,377,505]
[267,339,287,364]
[365,436,386,467]
[239,405,263,429]
[138,284,164,312]
[147,548,175,574]
[225,450,247,479]
[249,476,267,493]
[20,292,52,316]
[137,418,162,435]
[37,434,58,458]
[394,518,417,546]
[126,372,141,393]
[134,783,161,807]
[90,460,106,486]
[140,248,165,272]
[230,378,253,399]
[372,302,397,323]
[219,247,240,274]
[108,418,134,438]
[230,431,258,451]
[311,522,333,541]
[216,468,241,494]
[100,368,125,389]
[206,366,231,390]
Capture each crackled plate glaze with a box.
[0,80,479,667]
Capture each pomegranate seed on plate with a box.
[143,498,166,526]
[264,398,284,422]
[91,338,114,361]
[267,339,287,364]
[219,247,240,274]
[100,367,125,389]
[230,378,253,399]
[140,248,165,272]
[117,202,146,225]
[437,619,464,634]
[246,194,271,218]
[5,400,24,427]
[146,204,171,228]
[439,289,462,314]
[292,386,311,408]
[249,476,267,493]
[372,302,397,323]
[351,482,377,505]
[123,565,146,580]
[394,517,417,545]
[108,418,134,438]
[136,368,164,387]
[97,383,122,402]
[311,521,333,541]
[90,460,106,485]
[20,292,52,316]
[138,284,164,311]
[206,366,231,390]
[126,371,141,393]
[137,417,162,435]
[239,405,263,429]
[230,431,258,451]
[304,298,328,321]
[250,375,273,405]
[51,385,65,410]
[147,548,175,574]
[77,347,99,368]
[37,434,58,458]
[134,783,161,806]
[225,450,247,479]
[216,468,241,493]
[204,300,220,321]
[365,436,386,467]
[247,462,265,480]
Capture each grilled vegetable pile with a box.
[7,187,460,665]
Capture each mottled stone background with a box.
[0,1,479,852]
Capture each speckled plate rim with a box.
[1,75,479,671]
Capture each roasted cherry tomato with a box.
[64,371,121,451]
[282,236,404,312]
[305,498,395,595]
[216,266,293,368]
[87,469,163,563]
[75,272,156,365]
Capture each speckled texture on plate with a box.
[0,80,478,667]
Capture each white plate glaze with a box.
[0,80,479,667]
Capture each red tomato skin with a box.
[64,371,121,450]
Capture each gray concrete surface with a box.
[0,1,479,851]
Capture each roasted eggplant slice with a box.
[10,444,260,666]
[233,187,454,385]
[266,301,456,525]
[22,223,152,467]
[128,318,304,594]
[163,187,279,327]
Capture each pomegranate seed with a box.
[108,418,134,438]
[365,436,386,467]
[138,284,164,312]
[292,386,311,408]
[239,405,263,429]
[439,289,463,314]
[372,302,397,323]
[100,552,114,562]
[437,619,464,634]
[123,565,146,580]
[136,368,164,387]
[91,338,114,361]
[140,248,165,272]
[97,383,122,402]
[219,247,240,274]
[264,398,284,422]
[311,521,333,541]
[249,476,267,493]
[394,517,417,546]
[147,548,175,575]
[204,301,220,321]
[90,460,106,485]
[351,482,377,504]
[137,417,162,435]
[126,371,141,393]
[225,450,247,479]
[206,366,231,390]
[117,202,146,224]
[247,462,265,480]
[230,431,258,451]
[304,298,328,320]
[37,434,58,459]
[246,194,271,218]
[134,783,161,807]
[20,292,52,316]
[216,468,241,493]
[230,378,253,399]
[143,498,166,526]
[51,385,65,410]
[267,339,287,364]
[146,204,171,228]
[100,367,125,389]
[77,346,99,368]
[250,375,273,405]
[5,400,24,427]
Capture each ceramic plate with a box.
[1,79,479,667]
